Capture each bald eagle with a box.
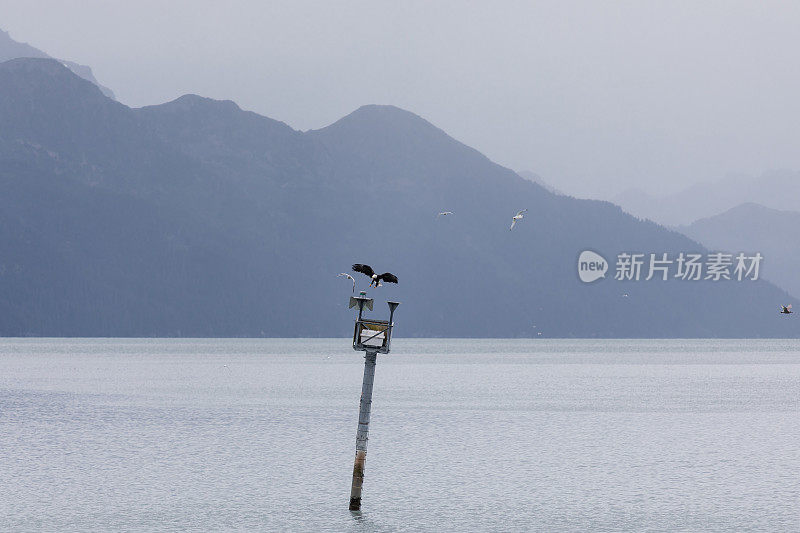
[352,264,399,287]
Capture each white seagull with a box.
[509,209,528,231]
[437,211,454,218]
[338,272,356,293]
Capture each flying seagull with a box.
[338,273,356,293]
[510,209,528,231]
[437,211,454,218]
[352,264,399,287]
[780,304,793,314]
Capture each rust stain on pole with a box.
[349,450,367,510]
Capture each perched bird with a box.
[352,264,399,287]
[510,209,528,231]
[437,211,454,218]
[780,304,793,314]
[338,273,356,293]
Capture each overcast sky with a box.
[2,0,799,197]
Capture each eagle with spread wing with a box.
[352,264,399,287]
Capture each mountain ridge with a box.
[0,58,795,338]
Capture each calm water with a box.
[1,338,799,532]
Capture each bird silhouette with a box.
[352,264,398,287]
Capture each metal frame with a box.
[353,318,393,353]
[349,294,398,355]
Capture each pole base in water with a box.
[349,449,367,510]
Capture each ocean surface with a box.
[1,338,799,532]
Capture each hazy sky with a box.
[2,1,799,197]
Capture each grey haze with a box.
[2,1,800,197]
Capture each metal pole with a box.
[349,350,378,511]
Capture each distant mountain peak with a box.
[691,202,789,225]
[139,93,297,140]
[0,27,115,99]
[681,201,800,299]
[160,94,242,112]
[309,103,487,172]
[316,104,441,136]
[0,28,48,59]
[350,103,423,118]
[612,169,800,227]
[727,202,771,213]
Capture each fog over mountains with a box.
[0,58,796,337]
[681,203,800,301]
[613,170,800,227]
